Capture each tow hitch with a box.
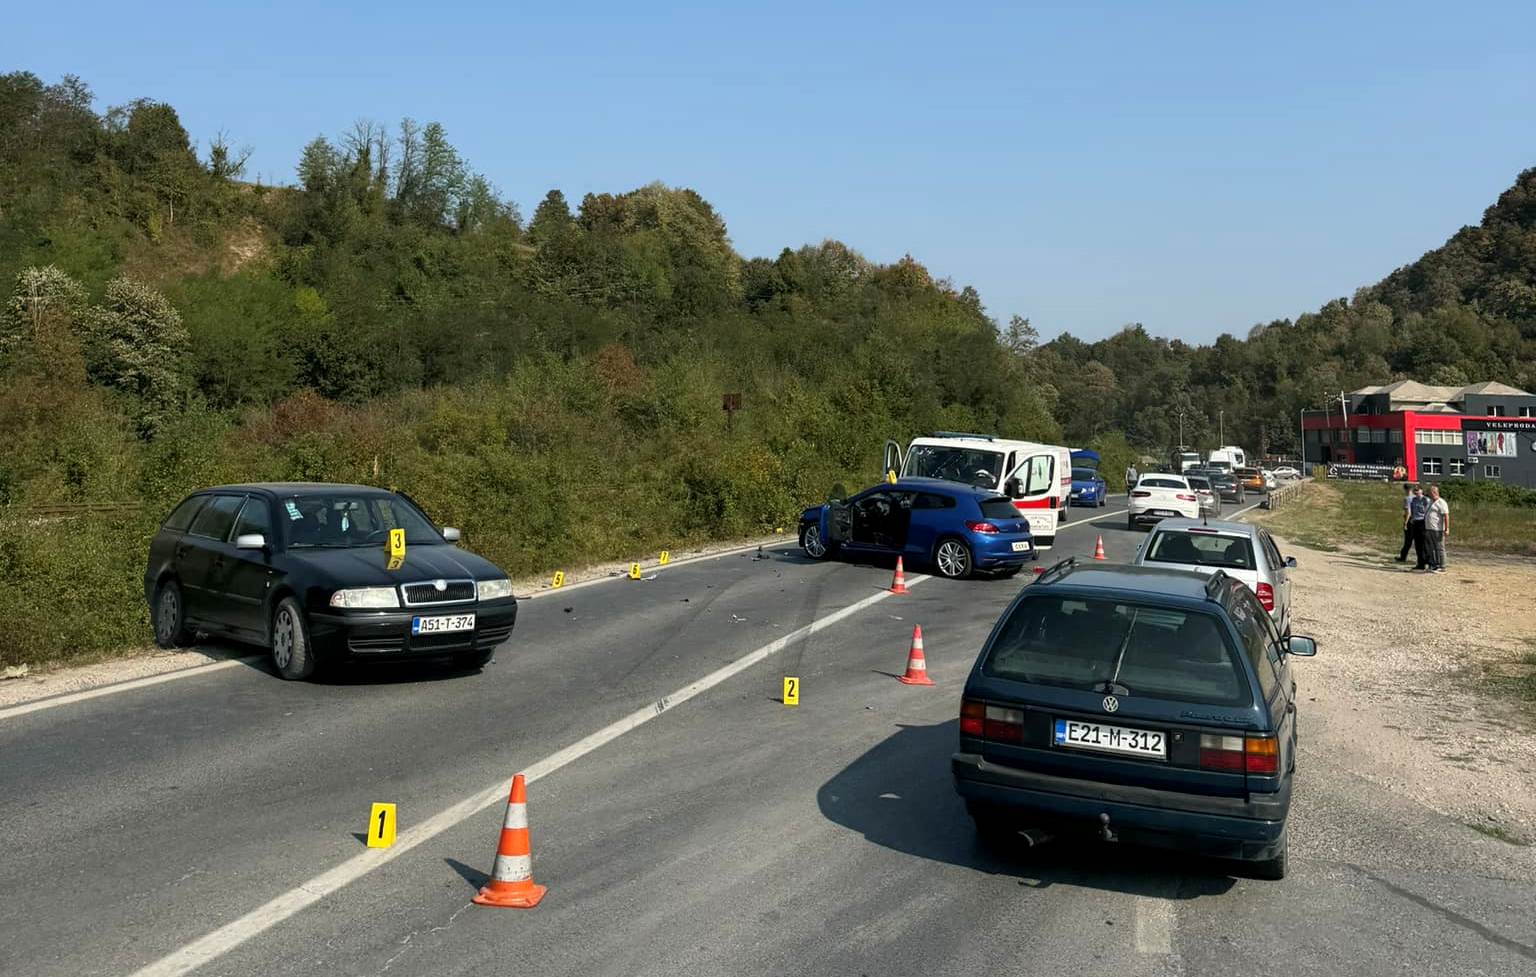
[1099,812,1119,843]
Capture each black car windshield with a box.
[1146,530,1256,570]
[983,595,1251,705]
[280,494,441,548]
[904,445,1005,489]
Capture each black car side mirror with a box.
[1284,556,1298,568]
[235,533,267,550]
[441,527,462,542]
[1286,635,1317,657]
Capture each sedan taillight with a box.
[966,521,1001,534]
[1131,490,1151,498]
[1255,581,1275,611]
[1176,493,1197,501]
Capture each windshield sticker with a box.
[286,501,302,521]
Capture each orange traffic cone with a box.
[897,625,935,686]
[1093,535,1107,561]
[890,556,909,594]
[472,774,547,909]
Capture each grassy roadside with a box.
[1255,479,1536,558]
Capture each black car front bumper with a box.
[953,751,1288,861]
[308,600,518,660]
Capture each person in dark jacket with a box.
[1402,485,1429,570]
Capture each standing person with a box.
[1395,484,1420,563]
[1424,485,1450,573]
[1406,486,1429,570]
[1125,464,1139,490]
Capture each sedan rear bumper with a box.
[952,752,1288,861]
[308,601,518,660]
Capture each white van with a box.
[1206,446,1247,473]
[883,433,1072,549]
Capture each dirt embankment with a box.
[1263,526,1536,847]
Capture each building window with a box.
[1416,429,1458,445]
[1487,406,1506,417]
[1389,429,1402,443]
[1372,429,1387,443]
[1485,464,1502,479]
[1522,407,1534,418]
[1356,427,1370,443]
[1421,458,1442,476]
[1448,458,1465,477]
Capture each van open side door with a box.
[882,440,905,482]
[1005,451,1058,550]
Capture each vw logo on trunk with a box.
[1102,695,1120,713]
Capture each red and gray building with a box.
[1302,381,1536,487]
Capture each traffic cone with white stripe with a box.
[1093,535,1107,561]
[889,556,909,594]
[472,774,547,909]
[897,625,935,686]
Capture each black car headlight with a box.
[476,578,514,601]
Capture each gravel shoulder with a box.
[1260,524,1536,848]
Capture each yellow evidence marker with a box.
[783,676,800,707]
[385,555,405,571]
[551,570,566,588]
[658,550,671,566]
[885,469,898,484]
[628,562,642,580]
[367,803,397,849]
[388,528,406,560]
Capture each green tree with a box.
[80,277,190,434]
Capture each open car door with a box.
[1005,451,1058,550]
[826,497,853,545]
[882,440,905,482]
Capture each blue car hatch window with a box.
[977,498,1022,521]
[984,596,1251,706]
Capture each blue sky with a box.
[9,1,1535,342]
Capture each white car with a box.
[1271,466,1301,480]
[1127,473,1202,529]
[1132,519,1296,635]
[1259,469,1278,491]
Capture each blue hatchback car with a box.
[798,478,1037,579]
[952,559,1317,878]
[1070,467,1107,507]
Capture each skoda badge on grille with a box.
[433,579,447,591]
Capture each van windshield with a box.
[904,445,1005,489]
[983,595,1251,705]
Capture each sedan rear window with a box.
[1146,531,1256,570]
[1138,478,1185,489]
[983,596,1250,706]
[978,497,1021,520]
[162,496,206,532]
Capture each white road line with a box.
[126,574,926,977]
[0,541,790,723]
[1133,895,1174,954]
[0,657,261,722]
[517,538,789,600]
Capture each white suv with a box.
[1127,473,1201,529]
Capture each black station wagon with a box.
[952,559,1317,879]
[143,484,517,680]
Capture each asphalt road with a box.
[3,494,1533,977]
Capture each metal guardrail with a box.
[1262,479,1309,510]
[1,502,143,517]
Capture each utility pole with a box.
[1177,410,1186,450]
[1219,409,1225,446]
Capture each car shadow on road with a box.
[816,719,1237,897]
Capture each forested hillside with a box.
[2,69,1534,663]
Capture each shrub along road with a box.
[1,503,1532,977]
